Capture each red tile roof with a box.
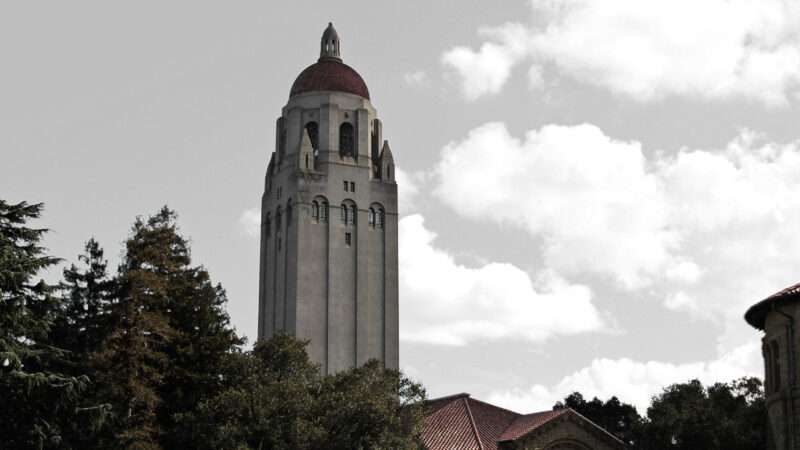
[422,394,483,450]
[422,393,624,450]
[467,398,519,450]
[745,281,800,329]
[497,409,568,442]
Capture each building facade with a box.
[746,282,800,450]
[257,23,399,374]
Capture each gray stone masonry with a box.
[257,87,398,374]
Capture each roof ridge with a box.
[426,392,471,403]
[462,397,485,450]
[497,408,569,442]
[467,396,523,416]
[524,408,567,418]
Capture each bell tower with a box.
[257,23,399,374]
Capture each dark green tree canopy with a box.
[50,238,115,366]
[177,333,426,450]
[0,200,105,449]
[92,206,243,449]
[554,391,641,444]
[556,377,766,450]
[639,377,765,450]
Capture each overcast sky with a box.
[4,0,800,413]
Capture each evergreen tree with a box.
[50,238,114,370]
[136,207,243,446]
[0,200,105,449]
[554,392,642,445]
[91,207,242,448]
[91,212,177,449]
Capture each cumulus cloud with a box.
[488,342,761,413]
[435,122,673,289]
[394,167,421,215]
[238,207,260,238]
[442,23,529,101]
[433,122,800,336]
[399,214,606,346]
[444,0,800,104]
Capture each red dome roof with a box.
[290,58,370,100]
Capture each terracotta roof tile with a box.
[497,409,568,442]
[465,398,520,450]
[422,395,482,450]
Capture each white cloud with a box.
[395,167,421,215]
[488,342,761,413]
[444,0,800,104]
[527,64,545,90]
[442,23,529,101]
[433,122,800,343]
[399,214,606,346]
[239,207,260,238]
[403,70,429,86]
[665,261,703,284]
[664,291,705,318]
[434,122,673,289]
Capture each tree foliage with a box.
[0,200,106,449]
[50,238,114,371]
[554,392,641,444]
[91,207,243,449]
[555,377,766,450]
[637,377,765,450]
[177,333,427,450]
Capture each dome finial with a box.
[320,22,341,61]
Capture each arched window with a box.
[286,200,293,226]
[320,200,329,222]
[275,208,282,230]
[340,201,356,226]
[305,121,319,151]
[765,344,773,393]
[265,213,271,237]
[312,197,329,223]
[312,201,320,221]
[772,340,781,391]
[369,204,385,229]
[279,126,287,162]
[339,122,354,157]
